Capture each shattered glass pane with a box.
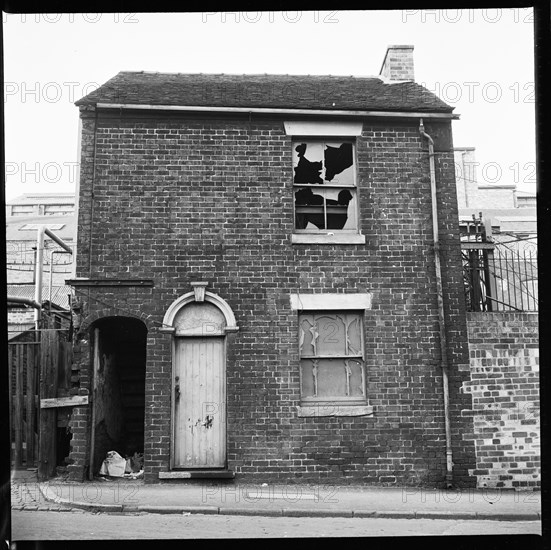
[295,188,325,230]
[324,142,354,185]
[292,141,355,185]
[294,188,357,231]
[293,142,324,184]
[324,188,356,230]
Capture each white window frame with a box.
[290,292,374,417]
[284,121,366,245]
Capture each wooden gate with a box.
[8,337,40,468]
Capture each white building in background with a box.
[6,193,76,338]
[454,147,537,313]
[454,147,537,238]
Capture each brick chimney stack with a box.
[379,45,415,81]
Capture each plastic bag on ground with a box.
[99,451,127,477]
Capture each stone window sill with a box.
[292,233,366,245]
[297,404,374,417]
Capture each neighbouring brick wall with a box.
[70,108,475,487]
[453,149,478,209]
[8,308,34,326]
[476,188,516,210]
[463,312,540,489]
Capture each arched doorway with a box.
[163,284,238,469]
[89,316,147,478]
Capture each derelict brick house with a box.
[65,45,478,486]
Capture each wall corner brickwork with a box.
[463,312,540,489]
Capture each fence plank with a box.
[41,395,88,408]
[8,345,14,466]
[38,330,58,480]
[26,344,37,466]
[14,345,24,468]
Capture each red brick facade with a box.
[66,101,477,487]
[463,312,540,489]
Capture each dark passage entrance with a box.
[90,317,147,478]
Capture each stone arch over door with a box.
[162,284,238,470]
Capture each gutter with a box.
[419,118,454,489]
[95,102,459,120]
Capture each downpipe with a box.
[420,119,454,489]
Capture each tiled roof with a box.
[76,72,454,113]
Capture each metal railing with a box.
[462,247,538,312]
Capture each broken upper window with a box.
[298,311,366,404]
[293,140,358,232]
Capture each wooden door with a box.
[173,337,226,468]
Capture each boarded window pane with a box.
[300,358,365,400]
[299,315,316,356]
[299,311,365,402]
[300,359,315,397]
[316,359,348,397]
[316,314,346,355]
[347,359,365,397]
[346,315,362,355]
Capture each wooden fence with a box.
[9,328,74,477]
[8,338,40,468]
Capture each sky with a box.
[3,8,537,202]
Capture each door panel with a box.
[174,337,225,468]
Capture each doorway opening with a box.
[89,317,147,478]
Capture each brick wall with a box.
[476,187,516,210]
[453,149,478,209]
[379,45,415,81]
[463,312,540,489]
[68,108,475,487]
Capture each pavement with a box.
[11,469,542,521]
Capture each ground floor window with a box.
[298,311,366,404]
